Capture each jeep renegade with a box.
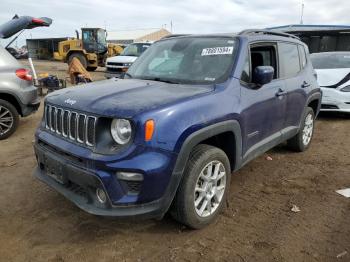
[33,30,322,229]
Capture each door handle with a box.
[275,88,287,97]
[301,81,311,88]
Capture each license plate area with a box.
[43,154,67,184]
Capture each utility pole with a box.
[300,0,305,25]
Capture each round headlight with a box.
[111,119,132,145]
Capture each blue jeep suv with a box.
[33,30,322,229]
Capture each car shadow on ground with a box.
[317,111,350,120]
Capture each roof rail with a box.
[161,34,189,39]
[238,29,300,40]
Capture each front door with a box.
[239,43,287,160]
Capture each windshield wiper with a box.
[140,77,179,84]
[122,72,133,79]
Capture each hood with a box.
[315,68,350,88]
[107,55,138,64]
[46,78,213,118]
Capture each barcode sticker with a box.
[201,46,233,56]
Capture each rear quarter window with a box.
[278,42,301,78]
[298,45,307,68]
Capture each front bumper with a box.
[104,66,129,79]
[105,71,121,79]
[33,132,180,219]
[320,88,350,113]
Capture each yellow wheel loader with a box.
[54,28,123,71]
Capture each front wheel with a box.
[171,144,231,229]
[287,107,315,152]
[68,53,87,69]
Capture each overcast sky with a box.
[1,0,349,47]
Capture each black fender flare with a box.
[159,120,242,217]
[173,120,242,174]
[306,90,322,116]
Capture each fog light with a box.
[96,188,107,204]
[116,172,143,181]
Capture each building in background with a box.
[26,37,69,60]
[268,25,350,53]
[107,28,170,44]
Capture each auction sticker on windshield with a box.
[201,46,233,56]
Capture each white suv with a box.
[105,42,151,78]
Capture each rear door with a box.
[278,42,308,132]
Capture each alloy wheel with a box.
[0,105,14,136]
[302,113,314,146]
[194,160,227,218]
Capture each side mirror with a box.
[253,66,274,86]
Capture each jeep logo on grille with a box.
[64,98,76,105]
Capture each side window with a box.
[250,44,278,79]
[279,43,301,78]
[298,45,307,68]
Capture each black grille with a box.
[57,109,62,134]
[77,114,86,142]
[106,67,123,73]
[51,107,56,131]
[44,104,97,147]
[125,181,141,193]
[70,112,77,139]
[107,62,124,66]
[63,110,69,136]
[86,117,96,146]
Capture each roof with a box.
[107,28,170,41]
[159,31,302,44]
[268,24,350,33]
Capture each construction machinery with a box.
[54,28,124,71]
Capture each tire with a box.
[171,144,231,229]
[287,107,315,152]
[68,53,87,69]
[86,66,97,72]
[0,99,19,140]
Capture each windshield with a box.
[311,52,350,69]
[121,43,151,56]
[126,37,237,84]
[97,29,107,45]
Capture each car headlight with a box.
[111,119,132,145]
[123,63,132,67]
[340,85,350,92]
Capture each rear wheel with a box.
[0,99,19,140]
[287,107,315,152]
[86,66,97,71]
[171,144,231,229]
[68,53,87,69]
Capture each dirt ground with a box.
[0,60,349,262]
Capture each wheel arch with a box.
[174,120,243,175]
[161,120,243,217]
[66,50,85,62]
[306,91,322,117]
[0,92,22,116]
